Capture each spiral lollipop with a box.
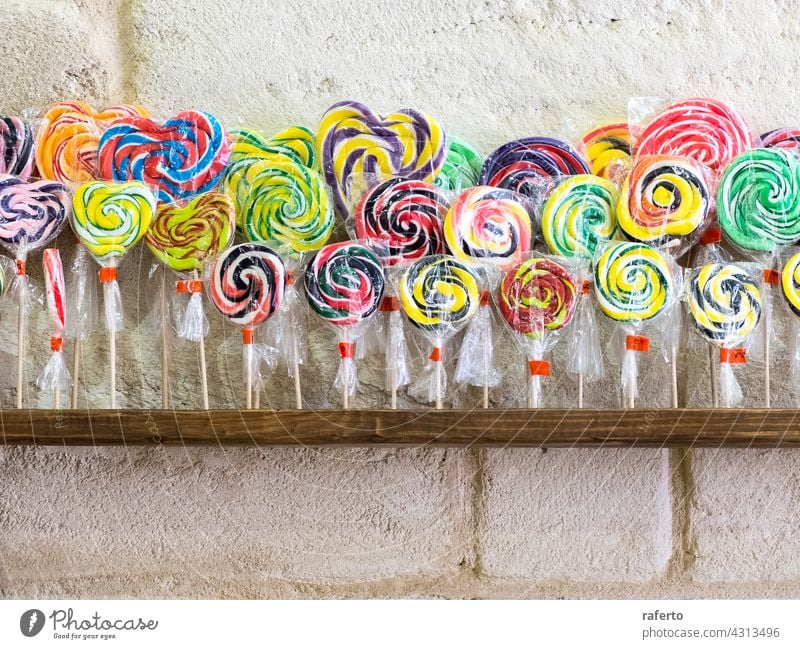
[36,101,150,187]
[594,242,673,324]
[689,263,762,343]
[38,248,70,405]
[233,156,333,258]
[434,137,484,192]
[98,110,232,203]
[782,252,800,317]
[479,137,590,200]
[717,148,800,252]
[616,155,710,245]
[0,116,35,178]
[541,175,618,260]
[0,176,71,254]
[444,185,533,270]
[354,178,447,267]
[581,123,632,181]
[636,98,754,175]
[761,128,800,150]
[229,126,316,169]
[317,100,446,217]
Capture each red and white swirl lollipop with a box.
[37,249,70,406]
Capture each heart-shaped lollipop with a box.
[0,116,35,178]
[36,101,150,186]
[98,110,232,203]
[0,175,70,254]
[317,100,446,217]
[145,192,235,272]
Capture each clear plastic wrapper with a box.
[593,241,680,408]
[304,242,385,408]
[454,291,501,395]
[208,243,286,410]
[566,273,605,393]
[36,249,71,404]
[64,243,98,342]
[686,258,764,407]
[496,255,581,408]
[576,120,633,186]
[398,254,480,408]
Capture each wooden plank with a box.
[0,408,798,447]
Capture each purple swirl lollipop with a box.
[0,117,35,178]
[479,136,590,200]
[0,175,71,255]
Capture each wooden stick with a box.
[578,373,584,409]
[482,342,489,409]
[342,362,350,410]
[160,270,169,409]
[16,280,24,408]
[764,299,771,408]
[434,355,443,410]
[194,271,209,410]
[110,329,116,409]
[671,347,679,408]
[389,365,397,410]
[71,339,81,409]
[54,387,60,410]
[709,346,718,408]
[292,335,302,409]
[245,341,252,410]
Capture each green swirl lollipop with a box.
[434,136,484,192]
[718,148,800,252]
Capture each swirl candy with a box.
[354,178,447,267]
[761,128,800,150]
[616,155,710,243]
[43,248,66,334]
[717,148,800,252]
[209,243,285,328]
[71,181,156,261]
[498,257,577,339]
[444,185,532,270]
[98,110,232,203]
[229,126,316,170]
[581,123,632,181]
[304,242,385,327]
[434,137,484,192]
[234,156,333,258]
[36,101,150,186]
[635,98,755,175]
[541,175,618,260]
[689,263,762,344]
[145,192,235,272]
[782,252,800,317]
[479,137,590,199]
[399,254,480,333]
[0,117,35,178]
[0,175,70,253]
[317,100,446,217]
[593,242,674,323]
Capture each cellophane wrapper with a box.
[178,290,208,342]
[65,243,98,341]
[409,337,447,405]
[385,308,410,391]
[242,332,278,392]
[36,346,70,396]
[454,296,501,389]
[567,273,604,384]
[266,279,307,379]
[102,265,123,332]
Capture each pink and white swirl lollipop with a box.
[37,248,70,404]
[0,117,35,178]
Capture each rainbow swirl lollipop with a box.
[636,98,754,175]
[479,137,590,199]
[98,110,232,203]
[593,242,674,323]
[304,242,385,327]
[498,257,577,339]
[317,100,446,217]
[145,192,235,272]
[689,263,762,344]
[782,252,800,317]
[541,174,618,259]
[0,176,70,254]
[717,148,800,252]
[581,123,632,181]
[617,155,710,244]
[209,243,285,328]
[232,156,333,258]
[0,116,35,178]
[399,255,480,333]
[761,128,800,150]
[444,185,533,270]
[71,181,156,261]
[354,178,447,267]
[36,101,150,187]
[434,136,484,192]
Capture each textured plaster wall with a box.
[1,0,800,598]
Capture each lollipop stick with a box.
[709,346,718,407]
[160,270,169,408]
[764,312,771,408]
[671,347,679,408]
[245,339,252,411]
[578,373,584,408]
[194,271,209,410]
[16,284,24,409]
[434,358,443,410]
[54,387,60,410]
[292,335,302,409]
[389,365,398,410]
[482,343,489,409]
[71,340,81,408]
[110,329,116,409]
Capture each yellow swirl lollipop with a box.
[782,251,800,317]
[145,192,235,272]
[71,181,155,261]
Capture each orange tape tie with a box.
[98,266,117,283]
[479,290,490,306]
[762,268,779,285]
[699,226,722,246]
[50,337,63,352]
[286,271,295,286]
[15,259,25,276]
[581,280,591,295]
[338,341,355,359]
[528,360,551,377]
[380,296,400,312]
[429,347,443,362]
[242,329,254,345]
[176,279,203,294]
[720,347,747,364]
[626,335,650,353]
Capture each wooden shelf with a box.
[0,408,799,447]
